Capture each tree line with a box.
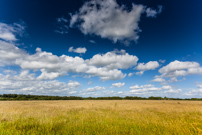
[0,94,201,100]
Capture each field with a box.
[0,100,202,135]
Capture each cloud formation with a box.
[68,46,87,54]
[0,21,26,41]
[112,82,125,88]
[70,0,161,44]
[150,60,202,84]
[129,84,180,95]
[136,61,160,71]
[128,73,134,77]
[84,86,106,92]
[158,60,202,80]
[0,40,27,66]
[0,70,80,95]
[185,84,202,96]
[135,61,159,75]
[0,40,129,81]
[151,77,165,82]
[87,50,139,70]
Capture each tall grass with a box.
[0,100,202,134]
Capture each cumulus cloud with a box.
[18,49,126,80]
[135,61,159,75]
[87,49,139,70]
[157,60,202,81]
[84,86,106,92]
[130,84,173,93]
[112,82,125,88]
[151,60,202,83]
[67,80,81,88]
[3,69,17,74]
[68,46,87,54]
[0,71,80,95]
[151,77,165,82]
[70,0,161,44]
[86,67,126,81]
[0,40,127,81]
[197,84,202,89]
[185,84,202,96]
[135,71,144,76]
[128,73,134,77]
[37,69,67,80]
[136,61,160,71]
[0,21,26,41]
[0,40,27,66]
[169,77,178,82]
[163,89,182,94]
[117,91,123,94]
[159,60,199,74]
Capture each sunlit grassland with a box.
[0,100,202,134]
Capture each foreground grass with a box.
[0,100,202,134]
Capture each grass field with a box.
[0,100,202,135]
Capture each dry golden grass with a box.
[0,100,202,134]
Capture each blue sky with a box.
[0,0,202,98]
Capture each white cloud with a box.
[70,0,161,44]
[197,84,202,89]
[117,91,123,94]
[163,89,182,94]
[135,71,144,76]
[0,40,27,66]
[157,60,202,81]
[185,84,202,96]
[161,85,172,90]
[87,50,139,70]
[67,80,81,88]
[146,6,162,17]
[84,86,106,92]
[68,46,87,54]
[159,60,199,74]
[130,84,173,93]
[130,85,140,89]
[0,71,80,95]
[169,77,178,82]
[136,61,160,71]
[151,77,165,82]
[0,40,127,81]
[128,73,134,77]
[185,90,202,96]
[135,61,159,75]
[37,69,66,80]
[86,67,126,81]
[112,82,125,87]
[3,69,17,74]
[187,67,202,74]
[0,21,26,41]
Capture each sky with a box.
[0,0,202,98]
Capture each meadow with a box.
[0,100,202,135]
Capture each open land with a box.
[0,100,202,134]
